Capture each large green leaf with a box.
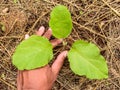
[49,5,73,38]
[12,35,53,70]
[68,40,108,79]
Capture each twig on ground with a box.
[0,77,16,89]
[101,0,120,17]
[27,11,49,34]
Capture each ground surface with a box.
[0,0,120,90]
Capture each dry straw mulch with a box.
[0,0,120,90]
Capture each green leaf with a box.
[14,0,18,3]
[12,35,53,70]
[2,25,5,31]
[49,5,73,38]
[79,10,83,15]
[0,22,5,31]
[68,40,108,79]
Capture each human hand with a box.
[17,26,68,90]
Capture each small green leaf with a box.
[1,73,5,80]
[0,22,5,31]
[68,40,108,79]
[2,25,5,31]
[79,10,83,15]
[49,5,73,38]
[13,0,18,3]
[12,35,53,70]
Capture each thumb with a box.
[51,51,68,77]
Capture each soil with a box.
[0,0,120,90]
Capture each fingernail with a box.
[39,26,45,31]
[57,39,63,44]
[60,39,63,41]
[48,28,52,31]
[25,34,29,39]
[63,51,68,57]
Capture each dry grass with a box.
[0,0,120,90]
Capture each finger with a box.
[51,51,68,77]
[36,26,45,36]
[43,28,52,39]
[51,39,62,48]
[17,71,23,90]
[25,34,29,39]
[22,70,29,89]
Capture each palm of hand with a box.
[17,26,67,90]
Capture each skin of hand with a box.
[17,26,68,90]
